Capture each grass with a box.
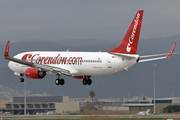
[1,118,179,120]
[1,116,180,120]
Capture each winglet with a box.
[4,41,10,57]
[167,42,176,58]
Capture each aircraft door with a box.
[107,56,112,68]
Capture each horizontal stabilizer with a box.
[140,53,177,59]
[108,52,138,59]
[139,57,166,63]
[139,42,177,63]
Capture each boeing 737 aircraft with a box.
[4,10,177,86]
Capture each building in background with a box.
[152,97,180,110]
[3,96,180,114]
[5,96,80,115]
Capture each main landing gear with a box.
[82,77,92,85]
[55,75,65,85]
[19,74,24,82]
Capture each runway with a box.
[1,114,180,119]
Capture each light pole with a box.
[1,104,2,120]
[24,78,26,115]
[152,64,157,114]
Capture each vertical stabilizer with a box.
[146,109,150,114]
[107,10,144,54]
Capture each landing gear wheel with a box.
[59,79,65,85]
[55,78,65,85]
[19,78,24,82]
[82,79,87,85]
[82,77,92,85]
[87,79,92,85]
[55,79,60,85]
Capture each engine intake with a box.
[25,67,46,79]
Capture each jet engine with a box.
[25,67,46,79]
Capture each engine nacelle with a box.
[25,67,46,79]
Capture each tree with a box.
[89,91,95,110]
[80,101,92,111]
[163,105,180,113]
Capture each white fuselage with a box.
[8,51,139,77]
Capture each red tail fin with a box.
[107,10,144,54]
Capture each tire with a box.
[59,79,65,85]
[87,79,92,85]
[55,79,60,85]
[82,79,87,85]
[19,78,24,82]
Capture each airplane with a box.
[138,109,150,116]
[4,10,177,86]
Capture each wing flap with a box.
[5,56,34,67]
[34,63,71,76]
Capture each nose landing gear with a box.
[19,74,24,82]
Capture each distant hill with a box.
[0,84,51,102]
[0,34,179,99]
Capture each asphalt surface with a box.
[1,114,180,119]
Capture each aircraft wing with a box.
[139,42,177,63]
[33,63,71,76]
[4,41,71,76]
